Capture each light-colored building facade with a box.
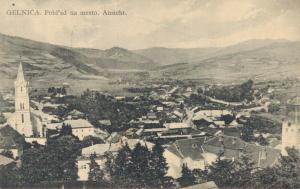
[8,63,33,137]
[77,139,154,181]
[281,97,300,156]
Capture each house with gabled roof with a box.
[165,135,281,179]
[0,125,25,159]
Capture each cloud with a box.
[0,0,299,49]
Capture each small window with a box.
[21,87,23,92]
[192,143,198,148]
[21,114,24,123]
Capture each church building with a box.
[8,63,36,137]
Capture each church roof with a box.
[16,62,26,83]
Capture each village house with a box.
[77,139,154,181]
[47,119,108,140]
[164,135,281,179]
[0,126,24,159]
[66,109,85,120]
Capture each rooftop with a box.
[0,125,25,149]
[167,135,280,168]
[165,122,191,129]
[0,154,14,166]
[181,181,219,189]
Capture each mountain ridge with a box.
[0,33,299,89]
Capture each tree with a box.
[103,152,114,181]
[257,134,268,146]
[20,147,47,184]
[207,157,236,187]
[192,169,208,184]
[0,162,22,187]
[221,114,235,125]
[61,87,67,95]
[272,148,300,189]
[20,135,80,184]
[252,148,300,189]
[178,163,196,187]
[232,152,256,188]
[149,142,168,187]
[60,123,72,136]
[88,153,104,182]
[46,135,80,181]
[241,123,255,142]
[130,142,151,187]
[0,113,6,124]
[113,142,133,186]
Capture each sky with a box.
[0,0,299,49]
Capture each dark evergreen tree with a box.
[252,148,300,189]
[21,135,80,183]
[130,142,151,187]
[272,148,300,189]
[61,87,67,95]
[207,157,236,187]
[178,163,196,187]
[149,141,168,187]
[88,153,104,182]
[113,142,133,186]
[0,162,22,187]
[60,123,73,136]
[103,152,114,181]
[192,169,208,185]
[232,152,255,187]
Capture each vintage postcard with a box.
[0,0,300,188]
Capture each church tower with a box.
[281,96,300,156]
[13,63,33,137]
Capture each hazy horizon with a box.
[1,32,297,51]
[0,0,299,50]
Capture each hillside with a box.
[75,46,156,70]
[152,40,300,83]
[0,33,299,89]
[0,33,155,90]
[135,39,291,65]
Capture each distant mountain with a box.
[151,40,300,83]
[75,46,156,70]
[134,39,291,65]
[134,47,218,65]
[0,32,299,89]
[0,33,155,89]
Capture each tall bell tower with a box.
[13,62,33,137]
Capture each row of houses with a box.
[75,134,281,181]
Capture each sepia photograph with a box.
[0,0,300,188]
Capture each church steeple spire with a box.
[16,62,25,83]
